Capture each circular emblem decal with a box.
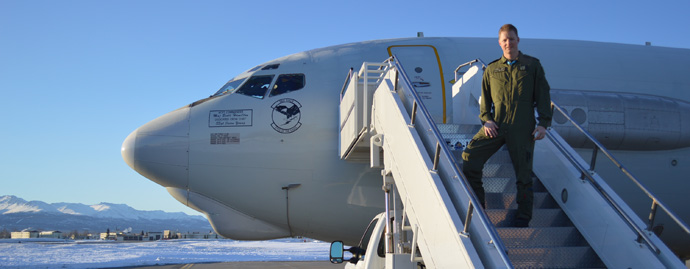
[271,98,302,134]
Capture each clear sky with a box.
[1,0,689,216]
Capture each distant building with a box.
[97,230,220,241]
[102,231,168,241]
[164,230,177,239]
[68,233,96,240]
[39,231,63,239]
[100,232,119,241]
[147,231,163,241]
[179,231,221,239]
[121,233,148,241]
[164,230,219,239]
[11,230,39,239]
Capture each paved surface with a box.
[118,259,690,268]
[120,261,344,269]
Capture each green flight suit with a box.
[462,52,552,221]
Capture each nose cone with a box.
[121,107,191,189]
[121,130,137,170]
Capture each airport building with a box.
[39,231,63,238]
[11,230,39,239]
[165,230,220,240]
[100,230,218,241]
[100,231,118,241]
[9,228,218,241]
[10,230,63,239]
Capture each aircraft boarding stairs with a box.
[441,124,606,268]
[338,56,687,268]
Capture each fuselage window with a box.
[235,75,274,99]
[270,74,305,97]
[213,77,247,97]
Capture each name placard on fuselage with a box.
[209,109,253,127]
[210,133,240,144]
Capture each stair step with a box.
[497,227,588,248]
[482,177,547,193]
[442,138,514,163]
[485,149,513,164]
[438,124,479,150]
[481,163,516,178]
[437,124,481,134]
[486,209,572,227]
[485,192,558,209]
[447,148,511,163]
[439,123,606,267]
[507,246,606,269]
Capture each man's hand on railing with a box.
[483,121,499,138]
[533,126,546,141]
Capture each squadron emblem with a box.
[271,98,302,134]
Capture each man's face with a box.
[499,30,520,58]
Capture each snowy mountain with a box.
[0,195,211,233]
[0,195,194,220]
[0,195,60,214]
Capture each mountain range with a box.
[0,195,212,233]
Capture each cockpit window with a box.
[269,74,305,97]
[213,77,247,96]
[235,75,274,99]
[261,64,280,70]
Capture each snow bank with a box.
[0,238,330,268]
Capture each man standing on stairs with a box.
[462,24,552,227]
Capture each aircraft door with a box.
[452,63,483,125]
[388,45,447,123]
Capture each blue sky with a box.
[1,0,688,216]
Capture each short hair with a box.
[499,24,518,37]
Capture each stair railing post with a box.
[589,147,599,172]
[582,147,599,180]
[461,202,474,237]
[410,100,418,127]
[646,200,659,233]
[432,142,441,172]
[382,170,394,254]
[363,64,370,135]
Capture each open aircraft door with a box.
[452,61,484,125]
[388,45,447,123]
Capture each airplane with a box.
[120,36,690,261]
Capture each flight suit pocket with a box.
[516,70,534,101]
[490,71,509,101]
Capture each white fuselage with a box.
[121,37,690,257]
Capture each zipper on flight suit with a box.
[506,61,516,131]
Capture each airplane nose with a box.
[121,130,137,170]
[121,106,190,189]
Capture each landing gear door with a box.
[388,45,447,124]
[452,63,483,125]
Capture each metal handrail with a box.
[390,55,513,268]
[339,68,354,102]
[340,62,390,103]
[546,100,690,252]
[454,58,487,82]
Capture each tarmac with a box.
[114,259,690,268]
[120,261,344,269]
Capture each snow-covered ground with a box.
[0,238,330,268]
